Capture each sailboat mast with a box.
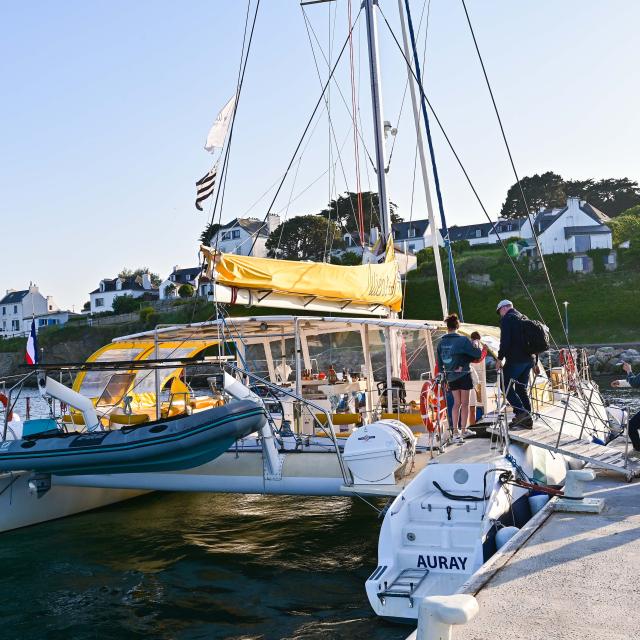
[363,0,392,244]
[397,0,448,319]
[402,0,464,321]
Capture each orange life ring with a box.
[420,380,447,433]
[0,393,13,422]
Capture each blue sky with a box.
[1,1,638,309]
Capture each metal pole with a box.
[403,0,463,320]
[364,0,392,243]
[397,0,447,319]
[154,329,161,421]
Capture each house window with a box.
[38,319,46,327]
[1,320,5,330]
[475,229,481,238]
[95,298,104,308]
[221,231,231,240]
[408,227,416,238]
[11,320,19,331]
[507,224,513,232]
[232,229,241,239]
[13,305,18,314]
[408,244,416,253]
[1,307,5,315]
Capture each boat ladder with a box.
[505,429,640,481]
[377,568,429,608]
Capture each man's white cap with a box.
[496,299,513,312]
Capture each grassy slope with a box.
[403,246,640,344]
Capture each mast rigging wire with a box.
[460,0,571,347]
[377,5,556,342]
[301,8,363,251]
[347,0,366,245]
[210,0,260,253]
[249,6,364,256]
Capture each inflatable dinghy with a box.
[0,400,265,475]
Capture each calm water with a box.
[1,382,638,640]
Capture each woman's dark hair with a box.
[445,313,460,330]
[470,331,481,341]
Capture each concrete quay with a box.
[454,470,640,640]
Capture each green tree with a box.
[607,205,640,245]
[139,306,158,325]
[200,222,221,246]
[118,267,161,287]
[318,191,402,236]
[82,301,90,311]
[178,283,195,298]
[266,215,344,261]
[112,295,140,315]
[338,251,362,266]
[500,172,640,219]
[163,283,176,298]
[500,172,566,218]
[565,178,640,217]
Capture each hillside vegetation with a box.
[404,242,640,344]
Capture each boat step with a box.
[377,568,429,608]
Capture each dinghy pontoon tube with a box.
[0,399,266,476]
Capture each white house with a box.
[89,273,158,313]
[159,265,204,300]
[209,215,281,257]
[342,218,444,257]
[447,198,612,255]
[34,310,79,333]
[522,197,612,254]
[448,222,494,246]
[0,284,58,338]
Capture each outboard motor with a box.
[342,420,416,485]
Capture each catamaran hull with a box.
[0,471,146,533]
[54,450,348,495]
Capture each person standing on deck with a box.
[612,363,640,456]
[495,300,534,429]
[437,314,482,443]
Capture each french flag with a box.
[25,319,38,365]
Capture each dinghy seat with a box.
[62,413,86,426]
[108,413,150,427]
[380,412,424,428]
[315,413,362,426]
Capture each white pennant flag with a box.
[204,95,236,152]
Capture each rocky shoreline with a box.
[585,346,640,375]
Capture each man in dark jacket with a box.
[495,300,534,428]
[613,363,640,455]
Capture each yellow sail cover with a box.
[201,239,402,312]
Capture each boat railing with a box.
[223,362,353,486]
[2,370,38,441]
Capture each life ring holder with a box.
[0,393,13,422]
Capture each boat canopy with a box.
[73,339,218,408]
[200,237,402,313]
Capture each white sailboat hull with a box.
[0,471,146,533]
